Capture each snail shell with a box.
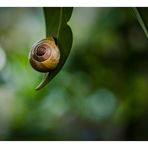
[29,37,60,72]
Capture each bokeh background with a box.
[0,7,148,140]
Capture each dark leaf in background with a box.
[133,8,148,39]
[36,7,73,90]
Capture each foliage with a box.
[0,8,148,140]
[133,8,148,39]
[36,8,73,90]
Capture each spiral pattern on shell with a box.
[29,37,60,72]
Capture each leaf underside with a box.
[35,7,73,90]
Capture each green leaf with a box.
[133,7,148,39]
[35,7,73,90]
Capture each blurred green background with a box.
[0,7,148,140]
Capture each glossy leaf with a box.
[133,7,148,39]
[35,7,73,90]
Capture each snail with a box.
[29,37,60,72]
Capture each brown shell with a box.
[29,37,60,72]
